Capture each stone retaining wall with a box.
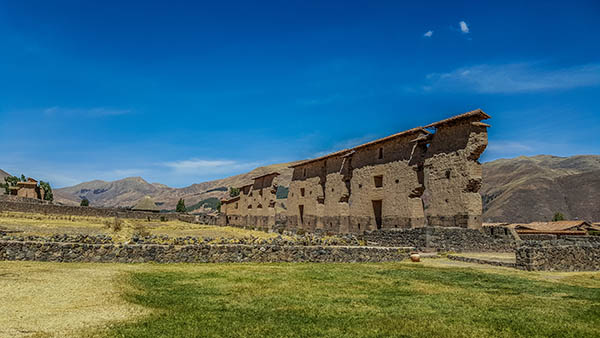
[361,226,518,252]
[516,240,600,271]
[0,241,409,263]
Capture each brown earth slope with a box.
[481,155,600,222]
[53,155,599,222]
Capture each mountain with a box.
[481,155,600,223]
[55,161,297,210]
[54,155,600,222]
[0,169,11,181]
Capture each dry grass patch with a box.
[0,212,287,242]
[0,261,148,338]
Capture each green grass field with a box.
[2,259,599,337]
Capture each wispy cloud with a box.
[43,106,132,117]
[424,62,600,93]
[423,30,433,38]
[162,158,259,175]
[486,141,534,153]
[459,21,469,33]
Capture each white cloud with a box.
[43,106,132,117]
[486,141,534,153]
[424,62,600,93]
[459,21,469,33]
[424,30,433,37]
[162,158,260,176]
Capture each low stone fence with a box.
[0,241,410,263]
[447,254,516,268]
[0,199,217,224]
[515,240,600,271]
[361,226,518,252]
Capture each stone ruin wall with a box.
[284,113,489,234]
[0,198,213,224]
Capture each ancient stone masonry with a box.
[282,109,490,234]
[516,239,600,271]
[0,241,409,263]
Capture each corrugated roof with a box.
[510,221,591,232]
[290,127,429,168]
[424,109,490,128]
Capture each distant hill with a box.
[55,161,297,210]
[481,155,600,223]
[54,155,600,222]
[0,169,11,181]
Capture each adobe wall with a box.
[423,121,488,228]
[0,241,409,263]
[221,110,491,236]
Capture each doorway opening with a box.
[299,205,304,225]
[372,200,382,229]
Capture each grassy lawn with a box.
[89,261,600,338]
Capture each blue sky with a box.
[1,1,599,188]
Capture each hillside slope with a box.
[55,162,297,209]
[0,169,11,182]
[481,155,600,222]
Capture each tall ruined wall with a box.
[222,110,490,235]
[347,134,427,232]
[423,121,488,228]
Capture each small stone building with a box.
[8,178,45,200]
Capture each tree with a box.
[20,174,26,182]
[176,198,186,212]
[80,198,89,207]
[4,176,19,194]
[39,181,53,202]
[229,187,240,197]
[552,212,565,221]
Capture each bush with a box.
[80,198,90,207]
[229,187,240,197]
[552,212,565,221]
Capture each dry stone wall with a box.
[0,241,409,263]
[0,199,215,224]
[516,240,600,271]
[360,226,518,252]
